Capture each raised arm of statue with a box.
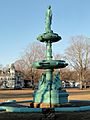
[45,5,52,33]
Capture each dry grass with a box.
[68,94,90,100]
[66,88,90,92]
[0,88,90,102]
[0,89,33,94]
[67,88,90,100]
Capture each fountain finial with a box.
[45,5,52,33]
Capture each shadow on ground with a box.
[0,111,90,120]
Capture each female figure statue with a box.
[45,5,52,33]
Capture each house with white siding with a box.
[0,64,24,89]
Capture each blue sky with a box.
[0,0,90,66]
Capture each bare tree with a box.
[53,53,62,60]
[15,42,46,83]
[0,64,3,74]
[0,64,3,69]
[65,35,90,89]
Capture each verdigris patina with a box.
[45,5,52,33]
[37,6,61,43]
[33,6,68,108]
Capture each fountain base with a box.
[33,89,69,108]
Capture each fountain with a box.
[32,5,69,108]
[0,6,90,114]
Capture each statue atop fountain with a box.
[45,5,52,33]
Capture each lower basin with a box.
[33,60,68,69]
[0,100,90,112]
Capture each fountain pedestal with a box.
[33,71,69,108]
[32,6,69,108]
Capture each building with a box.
[0,64,24,89]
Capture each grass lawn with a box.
[0,88,90,102]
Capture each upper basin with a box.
[37,31,61,43]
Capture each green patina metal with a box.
[45,5,52,33]
[32,60,68,69]
[33,6,69,107]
